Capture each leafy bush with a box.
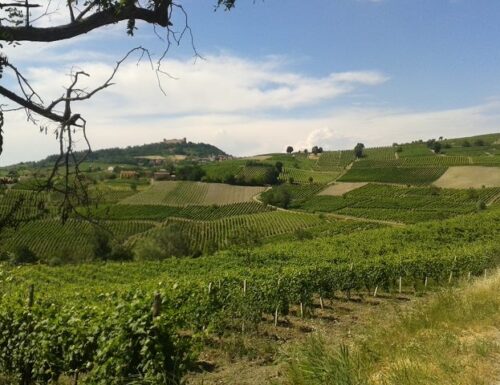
[10,246,38,265]
[135,223,192,260]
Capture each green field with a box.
[278,167,339,184]
[315,150,354,170]
[339,166,447,184]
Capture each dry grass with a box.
[433,166,500,188]
[285,270,500,385]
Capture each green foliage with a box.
[261,186,291,208]
[340,166,447,185]
[261,184,324,209]
[299,184,500,223]
[0,292,193,385]
[175,163,206,181]
[354,143,365,158]
[294,228,313,240]
[32,140,225,167]
[279,168,338,184]
[0,210,498,383]
[10,245,38,265]
[135,223,193,260]
[1,219,155,263]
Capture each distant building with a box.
[153,172,176,181]
[215,155,233,161]
[120,171,139,179]
[163,138,187,145]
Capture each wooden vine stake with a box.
[319,296,324,310]
[208,282,212,294]
[299,302,304,318]
[73,370,79,385]
[467,272,471,281]
[373,286,378,297]
[398,276,402,294]
[449,256,457,284]
[243,279,247,295]
[484,268,487,279]
[274,306,279,327]
[424,276,428,288]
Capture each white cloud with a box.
[13,54,388,117]
[0,50,498,165]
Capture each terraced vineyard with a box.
[119,181,266,206]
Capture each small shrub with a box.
[294,228,313,240]
[11,246,38,265]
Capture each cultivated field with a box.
[433,166,500,188]
[279,167,340,184]
[119,181,266,206]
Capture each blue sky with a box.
[1,0,500,165]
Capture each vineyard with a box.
[91,202,273,221]
[0,219,156,261]
[315,150,354,170]
[1,133,500,384]
[339,166,448,184]
[131,211,326,252]
[299,183,500,223]
[363,146,397,160]
[119,181,266,206]
[0,209,499,384]
[278,167,339,184]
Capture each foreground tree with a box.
[0,0,237,221]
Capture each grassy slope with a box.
[286,270,500,385]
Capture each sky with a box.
[1,0,500,165]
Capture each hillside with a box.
[0,132,500,385]
[11,138,227,168]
